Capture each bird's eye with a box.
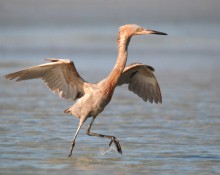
[136,28,143,32]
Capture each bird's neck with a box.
[104,32,131,88]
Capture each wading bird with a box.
[4,24,167,157]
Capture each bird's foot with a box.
[68,141,75,157]
[109,136,122,154]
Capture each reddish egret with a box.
[4,24,167,156]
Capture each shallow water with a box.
[0,23,220,175]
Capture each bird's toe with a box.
[109,137,122,154]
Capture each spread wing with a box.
[4,58,86,100]
[117,63,162,104]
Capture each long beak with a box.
[142,29,167,35]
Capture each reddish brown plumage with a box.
[4,24,167,156]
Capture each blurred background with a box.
[0,0,219,66]
[0,0,220,175]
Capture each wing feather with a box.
[4,58,86,101]
[117,63,162,104]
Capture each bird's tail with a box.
[64,107,71,114]
[64,105,80,118]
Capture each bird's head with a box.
[119,24,167,37]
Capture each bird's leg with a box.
[86,117,122,154]
[68,121,83,157]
